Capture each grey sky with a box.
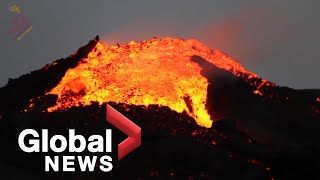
[0,0,319,89]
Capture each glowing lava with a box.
[45,37,266,128]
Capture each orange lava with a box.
[45,37,265,128]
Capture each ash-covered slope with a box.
[0,36,319,180]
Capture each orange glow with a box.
[44,37,268,128]
[253,90,263,96]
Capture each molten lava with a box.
[44,37,267,128]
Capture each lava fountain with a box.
[44,37,268,128]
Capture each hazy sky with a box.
[0,0,319,89]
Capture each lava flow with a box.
[44,37,268,128]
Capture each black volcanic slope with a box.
[0,36,319,180]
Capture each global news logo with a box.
[17,104,141,172]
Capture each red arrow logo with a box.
[106,104,141,160]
